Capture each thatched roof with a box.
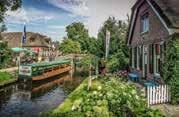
[127,0,179,45]
[1,32,51,48]
[151,0,179,28]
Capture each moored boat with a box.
[18,59,72,81]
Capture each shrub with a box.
[107,50,129,73]
[162,37,179,104]
[44,76,163,117]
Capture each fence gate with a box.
[146,85,170,106]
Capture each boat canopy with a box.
[23,59,71,67]
[19,59,71,77]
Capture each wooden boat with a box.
[18,59,72,81]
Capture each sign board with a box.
[19,66,32,76]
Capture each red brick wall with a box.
[130,1,169,47]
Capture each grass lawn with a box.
[0,72,14,86]
[53,79,101,114]
[41,78,104,117]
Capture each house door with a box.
[143,46,148,78]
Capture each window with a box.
[141,13,149,33]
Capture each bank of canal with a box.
[0,72,18,87]
[0,72,85,117]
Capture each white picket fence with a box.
[146,85,170,106]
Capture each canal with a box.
[0,72,85,117]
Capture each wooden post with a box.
[88,63,92,90]
[70,59,73,84]
[96,60,99,76]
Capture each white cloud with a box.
[48,25,66,30]
[5,0,137,40]
[5,7,56,24]
[42,31,66,41]
[85,0,136,37]
[48,0,89,17]
[5,8,28,24]
[48,0,136,37]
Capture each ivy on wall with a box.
[162,35,179,104]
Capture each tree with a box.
[59,39,81,54]
[0,23,7,32]
[0,0,21,69]
[0,0,21,39]
[97,17,129,58]
[96,17,129,72]
[66,22,98,53]
[0,42,12,69]
[66,22,89,40]
[85,37,98,55]
[107,50,129,72]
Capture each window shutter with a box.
[149,44,154,74]
[130,48,132,67]
[134,47,137,68]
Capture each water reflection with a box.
[0,72,84,117]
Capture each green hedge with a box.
[163,37,179,104]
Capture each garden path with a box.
[152,104,179,117]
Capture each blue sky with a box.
[5,0,136,41]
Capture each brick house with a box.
[2,32,52,61]
[127,0,179,80]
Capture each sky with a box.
[5,0,136,41]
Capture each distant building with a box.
[1,32,52,61]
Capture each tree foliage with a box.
[66,22,98,54]
[59,39,81,54]
[107,50,129,72]
[64,17,129,72]
[96,17,129,72]
[97,17,129,58]
[0,0,22,22]
[0,0,21,69]
[0,42,12,69]
[80,54,99,71]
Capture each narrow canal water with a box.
[0,72,85,117]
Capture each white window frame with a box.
[141,14,149,34]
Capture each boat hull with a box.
[32,66,71,81]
